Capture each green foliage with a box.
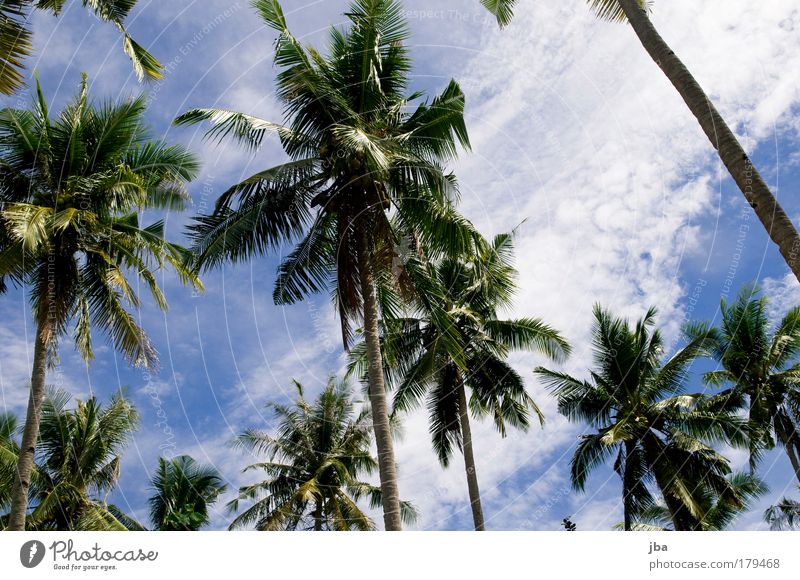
[0,1,163,95]
[0,74,201,367]
[176,0,475,348]
[689,285,800,475]
[227,377,417,530]
[350,233,570,465]
[618,472,767,531]
[149,455,227,531]
[764,487,800,530]
[537,305,750,530]
[480,0,651,27]
[1,388,140,530]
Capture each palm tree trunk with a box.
[457,380,485,531]
[774,411,800,484]
[622,440,635,531]
[617,0,800,282]
[7,307,52,531]
[357,228,402,531]
[313,502,323,531]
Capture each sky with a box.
[1,0,800,531]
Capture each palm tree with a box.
[690,286,800,483]
[617,473,766,531]
[351,233,570,530]
[0,74,201,530]
[764,486,800,530]
[1,388,140,530]
[148,455,227,531]
[175,0,473,530]
[0,0,163,94]
[227,377,417,531]
[480,0,800,283]
[535,305,749,531]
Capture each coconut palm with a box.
[148,455,227,531]
[535,305,749,530]
[690,286,800,483]
[175,0,473,530]
[0,0,163,94]
[228,378,417,531]
[351,233,570,530]
[1,388,140,530]
[764,487,800,531]
[0,74,201,530]
[617,472,766,531]
[480,0,800,282]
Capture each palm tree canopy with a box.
[764,486,800,531]
[227,377,417,531]
[148,455,227,531]
[176,0,475,348]
[0,73,202,367]
[352,232,571,465]
[619,472,766,531]
[536,305,750,529]
[1,388,140,530]
[688,285,800,469]
[0,0,163,95]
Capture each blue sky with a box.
[2,0,800,530]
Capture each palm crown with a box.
[536,305,750,530]
[149,455,227,531]
[0,74,201,365]
[176,0,473,347]
[363,233,570,464]
[350,232,570,530]
[1,388,140,530]
[690,286,800,481]
[228,378,416,531]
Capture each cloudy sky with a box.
[2,0,800,531]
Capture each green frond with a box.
[480,0,517,27]
[0,1,33,95]
[174,108,296,151]
[121,33,164,81]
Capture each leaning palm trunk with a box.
[8,296,51,531]
[458,381,486,531]
[358,228,402,531]
[617,0,800,281]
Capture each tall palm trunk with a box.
[457,380,485,530]
[661,488,697,531]
[357,227,402,531]
[622,440,635,531]
[774,410,800,484]
[8,299,52,531]
[617,0,800,282]
[313,502,323,531]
